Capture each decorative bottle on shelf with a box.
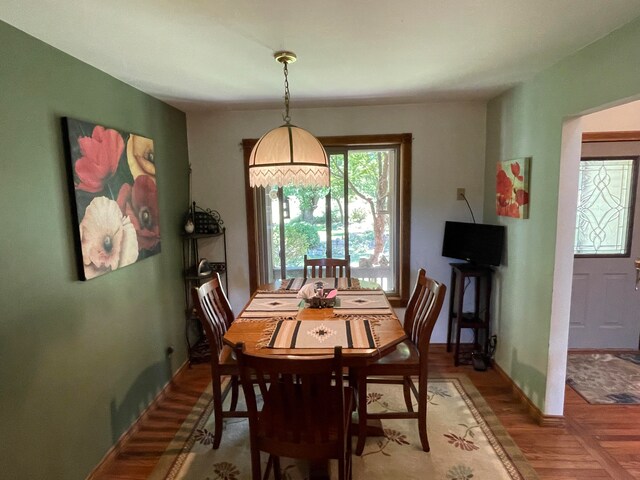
[184,218,195,234]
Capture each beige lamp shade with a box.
[249,124,329,188]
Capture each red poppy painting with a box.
[496,157,530,219]
[63,118,160,280]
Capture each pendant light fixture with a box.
[248,51,329,188]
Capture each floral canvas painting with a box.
[496,157,530,219]
[63,118,160,280]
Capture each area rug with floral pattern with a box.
[566,352,640,404]
[149,374,537,480]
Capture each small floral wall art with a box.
[496,157,531,219]
[63,118,160,280]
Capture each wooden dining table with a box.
[223,278,407,367]
[222,278,406,479]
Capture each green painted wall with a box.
[484,16,640,412]
[0,21,189,478]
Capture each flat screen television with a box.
[442,221,505,266]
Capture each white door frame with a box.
[549,103,640,415]
[546,117,583,415]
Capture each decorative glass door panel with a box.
[575,156,638,256]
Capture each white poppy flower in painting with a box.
[80,196,139,279]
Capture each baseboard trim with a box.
[492,360,565,427]
[86,360,190,480]
[568,348,639,354]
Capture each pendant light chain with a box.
[283,61,291,124]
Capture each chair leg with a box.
[417,373,430,452]
[263,455,272,480]
[211,376,223,449]
[403,376,414,412]
[229,375,240,411]
[454,325,462,366]
[347,415,353,480]
[250,443,262,480]
[355,371,368,456]
[347,371,358,413]
[272,456,281,480]
[339,451,353,480]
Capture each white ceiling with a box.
[3,0,640,112]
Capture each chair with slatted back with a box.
[354,268,446,455]
[235,343,353,480]
[303,255,351,278]
[192,273,247,449]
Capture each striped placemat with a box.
[333,290,393,315]
[267,319,376,349]
[239,293,301,318]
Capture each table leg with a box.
[309,462,330,480]
[307,417,384,479]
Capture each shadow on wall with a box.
[510,347,546,410]
[109,357,173,443]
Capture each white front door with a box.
[569,140,640,349]
[570,256,640,348]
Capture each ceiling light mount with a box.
[274,51,297,65]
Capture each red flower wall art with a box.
[496,157,531,219]
[63,118,161,280]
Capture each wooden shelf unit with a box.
[182,228,227,365]
[446,262,493,366]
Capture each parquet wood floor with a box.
[91,346,640,479]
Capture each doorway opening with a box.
[554,100,640,410]
[569,118,640,351]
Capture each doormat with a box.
[566,353,640,404]
[149,374,538,480]
[616,353,640,366]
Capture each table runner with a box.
[278,277,362,291]
[267,319,376,349]
[239,293,301,318]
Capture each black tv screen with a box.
[442,221,505,266]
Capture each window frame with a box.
[243,133,412,307]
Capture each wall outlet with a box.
[457,188,466,200]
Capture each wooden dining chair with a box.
[354,268,446,455]
[235,343,353,480]
[192,273,247,449]
[303,255,351,278]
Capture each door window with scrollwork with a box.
[574,156,638,257]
